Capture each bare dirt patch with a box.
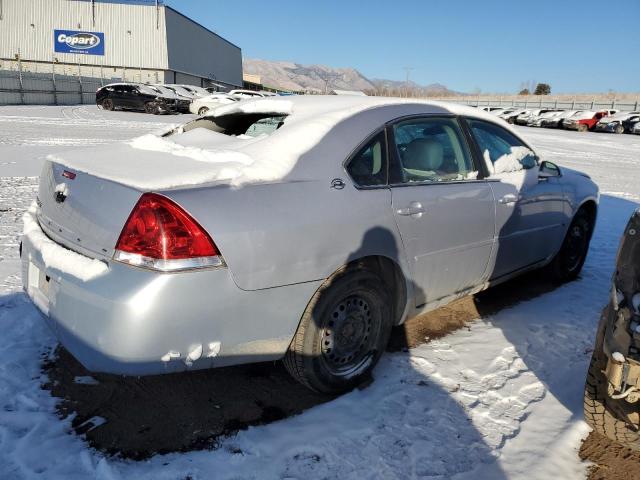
[580,432,640,480]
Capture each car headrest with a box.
[403,138,444,171]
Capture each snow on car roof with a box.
[49,96,514,191]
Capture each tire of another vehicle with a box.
[584,317,640,450]
[508,117,516,124]
[548,208,593,282]
[198,106,209,115]
[283,267,393,394]
[578,124,589,132]
[101,99,114,111]
[144,102,159,115]
[615,124,625,134]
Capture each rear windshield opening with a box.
[179,113,288,138]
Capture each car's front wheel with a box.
[548,208,593,282]
[101,98,114,111]
[578,124,589,132]
[615,124,625,134]
[144,102,159,114]
[198,106,209,115]
[283,266,393,394]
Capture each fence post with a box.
[17,50,24,104]
[612,99,616,110]
[51,59,58,105]
[635,100,639,111]
[78,60,83,104]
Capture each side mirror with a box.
[539,160,561,180]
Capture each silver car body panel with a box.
[22,96,599,375]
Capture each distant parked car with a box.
[500,108,529,124]
[162,85,201,100]
[540,110,581,128]
[169,84,210,99]
[563,111,609,132]
[96,83,175,114]
[634,122,640,135]
[229,89,268,99]
[595,111,640,134]
[515,109,561,126]
[623,115,640,133]
[189,93,238,115]
[149,85,192,113]
[527,110,564,127]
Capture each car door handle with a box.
[498,194,519,204]
[396,203,425,216]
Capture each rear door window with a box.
[390,117,476,183]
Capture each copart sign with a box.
[54,30,105,55]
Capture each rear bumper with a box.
[21,216,321,376]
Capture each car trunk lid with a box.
[37,158,143,260]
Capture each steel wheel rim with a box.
[564,222,588,273]
[320,294,379,377]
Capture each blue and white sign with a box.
[54,30,105,55]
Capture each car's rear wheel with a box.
[615,124,625,134]
[548,208,593,282]
[584,315,640,450]
[144,102,159,114]
[578,124,589,132]
[508,117,516,124]
[198,106,209,115]
[101,98,114,111]
[283,266,393,394]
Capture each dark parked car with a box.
[622,115,640,134]
[96,83,176,114]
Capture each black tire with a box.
[101,98,114,111]
[584,315,640,450]
[578,123,589,132]
[144,102,158,114]
[508,117,516,124]
[548,208,593,282]
[283,267,393,394]
[615,124,625,134]
[198,106,209,116]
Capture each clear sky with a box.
[165,0,640,94]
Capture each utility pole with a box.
[403,67,414,98]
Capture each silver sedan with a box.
[21,96,599,393]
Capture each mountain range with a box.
[242,58,460,96]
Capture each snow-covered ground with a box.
[1,105,640,480]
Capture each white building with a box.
[0,0,242,88]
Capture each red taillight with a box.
[115,193,220,270]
